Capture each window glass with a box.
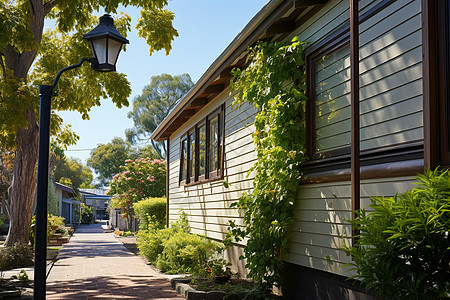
[209,115,220,173]
[314,44,351,155]
[180,138,187,181]
[198,124,206,177]
[189,131,196,180]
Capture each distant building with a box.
[55,182,80,225]
[79,189,110,221]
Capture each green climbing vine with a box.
[228,37,308,295]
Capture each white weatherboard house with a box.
[151,0,448,298]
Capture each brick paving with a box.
[45,223,182,299]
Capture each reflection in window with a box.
[189,131,196,180]
[314,44,351,155]
[209,114,220,173]
[180,138,187,182]
[199,124,206,177]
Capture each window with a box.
[436,0,450,167]
[179,105,224,185]
[307,33,350,160]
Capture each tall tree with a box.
[87,137,132,186]
[53,157,93,190]
[126,73,194,157]
[0,0,178,246]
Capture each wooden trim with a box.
[293,0,328,8]
[166,139,170,228]
[190,97,209,107]
[302,159,424,184]
[350,0,360,245]
[422,0,438,169]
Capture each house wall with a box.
[283,0,422,278]
[167,0,423,287]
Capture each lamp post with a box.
[34,14,129,299]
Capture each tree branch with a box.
[43,0,58,17]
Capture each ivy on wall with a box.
[228,37,308,295]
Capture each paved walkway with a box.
[45,223,182,299]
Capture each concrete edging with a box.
[170,278,227,300]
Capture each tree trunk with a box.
[4,106,39,246]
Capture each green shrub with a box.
[81,203,93,224]
[137,228,174,263]
[0,244,34,272]
[134,197,166,230]
[156,232,224,274]
[29,214,65,246]
[345,169,450,299]
[137,211,224,274]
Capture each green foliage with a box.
[80,203,94,224]
[88,137,134,186]
[11,269,29,282]
[137,212,223,275]
[156,232,224,274]
[47,177,59,216]
[0,244,34,272]
[344,169,450,299]
[228,37,308,294]
[137,227,174,263]
[30,214,66,246]
[170,210,191,234]
[108,158,166,223]
[52,156,93,190]
[126,73,194,157]
[134,197,167,230]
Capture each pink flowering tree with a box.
[108,158,166,229]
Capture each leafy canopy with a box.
[126,73,194,157]
[87,138,160,186]
[52,156,94,190]
[0,0,178,148]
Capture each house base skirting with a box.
[280,262,378,300]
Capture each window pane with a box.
[189,132,196,179]
[180,138,187,181]
[314,44,351,154]
[209,115,220,173]
[199,125,206,176]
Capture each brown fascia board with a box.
[151,0,329,142]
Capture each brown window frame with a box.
[303,17,423,181]
[306,30,351,160]
[436,0,450,167]
[179,104,224,186]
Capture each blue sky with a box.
[58,1,267,164]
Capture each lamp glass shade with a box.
[107,38,122,65]
[83,14,129,72]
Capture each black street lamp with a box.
[34,14,129,299]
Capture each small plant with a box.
[344,169,450,299]
[11,270,29,282]
[114,229,123,236]
[205,258,232,277]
